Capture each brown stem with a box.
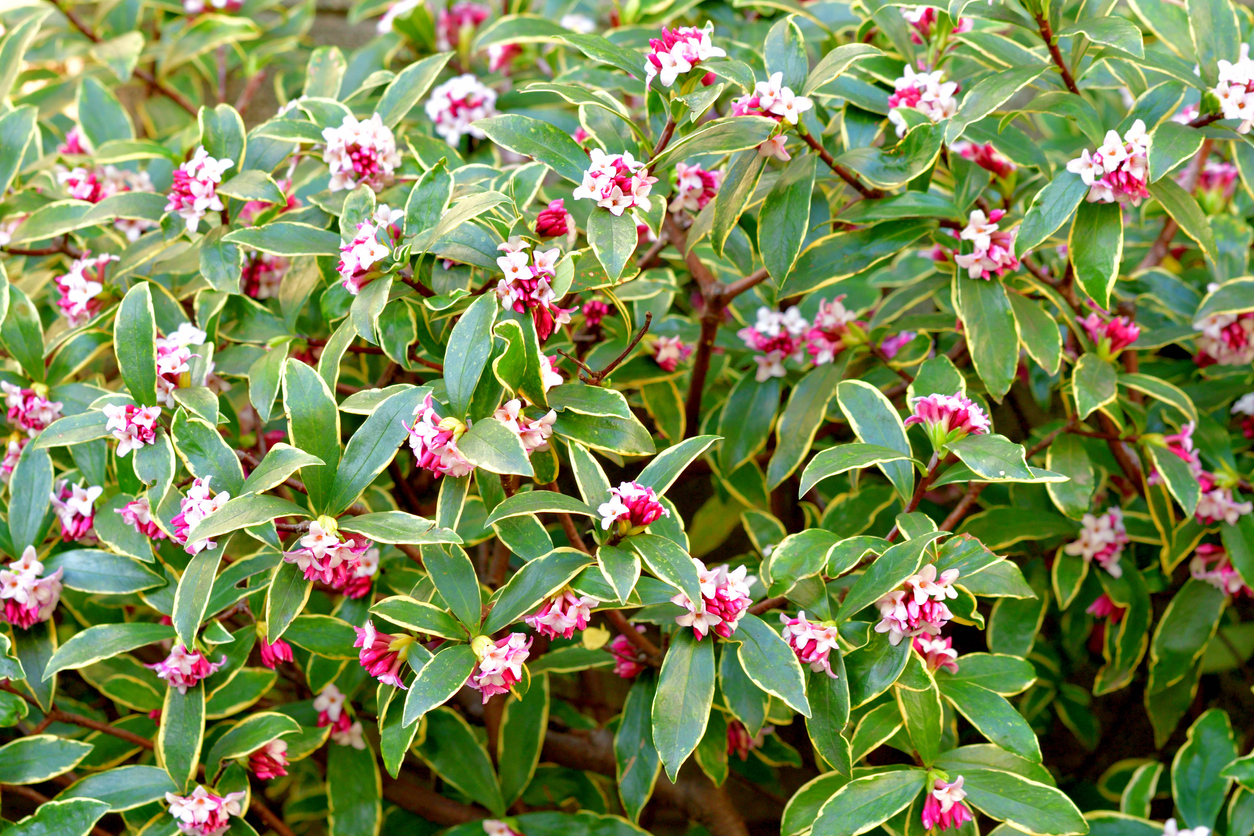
[1034,13,1081,95]
[604,609,662,661]
[1136,137,1213,272]
[0,683,155,751]
[748,595,788,615]
[246,792,297,836]
[870,342,915,383]
[587,312,651,384]
[234,68,268,114]
[939,483,987,531]
[685,312,720,439]
[798,130,881,199]
[636,234,669,270]
[649,118,678,163]
[381,775,488,825]
[399,275,435,298]
[722,267,771,300]
[544,483,590,554]
[887,453,949,541]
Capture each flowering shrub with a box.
[3,2,1254,836]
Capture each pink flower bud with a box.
[535,199,570,238]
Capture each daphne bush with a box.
[0,1,1253,836]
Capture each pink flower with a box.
[572,149,659,217]
[582,299,611,327]
[495,398,557,454]
[540,355,564,392]
[488,43,523,73]
[354,619,414,689]
[102,404,162,456]
[171,477,231,555]
[781,611,841,676]
[901,6,972,42]
[953,209,1020,280]
[609,627,649,678]
[483,821,523,836]
[147,645,226,694]
[469,633,531,702]
[321,113,401,192]
[673,559,754,640]
[314,684,347,727]
[726,719,771,760]
[805,295,865,365]
[1191,544,1251,596]
[644,23,726,88]
[406,394,474,479]
[598,481,670,535]
[905,393,991,451]
[58,128,91,155]
[155,324,211,409]
[1233,393,1254,439]
[913,635,959,674]
[1078,309,1141,360]
[952,141,1015,179]
[55,252,115,328]
[738,306,809,381]
[0,546,63,629]
[184,0,242,13]
[166,147,234,234]
[1066,121,1150,206]
[1195,311,1254,367]
[1152,422,1203,480]
[535,199,570,238]
[652,336,692,372]
[258,636,293,669]
[921,777,973,832]
[0,382,62,437]
[242,252,289,299]
[434,2,490,50]
[525,589,596,639]
[237,178,299,227]
[1195,472,1253,526]
[880,330,916,359]
[165,786,247,836]
[495,241,575,341]
[248,739,288,780]
[118,495,166,540]
[670,162,723,215]
[424,75,498,145]
[282,518,376,592]
[339,205,403,295]
[1064,507,1128,578]
[874,565,960,645]
[50,481,102,542]
[888,66,959,136]
[1,437,25,484]
[1086,593,1126,623]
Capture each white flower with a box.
[560,13,596,33]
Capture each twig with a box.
[0,683,155,751]
[247,792,298,836]
[649,118,678,162]
[1137,138,1213,271]
[636,234,670,269]
[545,484,590,554]
[399,275,435,298]
[887,453,949,541]
[870,342,914,383]
[722,267,771,300]
[748,595,788,616]
[1034,13,1081,95]
[604,609,662,661]
[586,312,651,385]
[797,129,882,199]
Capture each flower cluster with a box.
[1,382,62,437]
[249,739,289,780]
[914,635,959,674]
[780,611,841,677]
[50,481,102,543]
[738,306,809,381]
[118,495,166,540]
[1065,120,1150,205]
[469,633,532,702]
[425,74,498,145]
[888,66,959,137]
[672,558,754,640]
[1192,545,1252,597]
[354,620,414,689]
[339,205,404,295]
[572,149,658,217]
[1087,593,1126,624]
[495,240,574,341]
[650,336,692,372]
[171,477,231,555]
[1196,472,1253,526]
[609,626,650,678]
[0,437,22,484]
[874,564,960,645]
[165,147,234,234]
[315,684,351,733]
[103,404,162,456]
[905,393,991,452]
[165,787,247,836]
[155,324,210,408]
[1213,44,1254,133]
[242,252,289,299]
[525,589,597,639]
[321,113,401,192]
[406,393,473,479]
[283,518,378,597]
[954,209,1020,280]
[55,252,115,328]
[597,481,670,535]
[730,71,814,129]
[1195,159,1240,211]
[901,6,972,42]
[1194,310,1254,366]
[953,140,1016,179]
[535,199,570,238]
[644,23,726,88]
[727,719,770,760]
[670,163,724,215]
[1078,308,1141,361]
[183,0,242,14]
[433,2,490,49]
[1063,507,1128,578]
[259,634,294,669]
[147,644,226,694]
[58,164,157,240]
[1233,392,1254,439]
[0,546,63,629]
[495,399,557,454]
[805,296,865,365]
[922,776,973,832]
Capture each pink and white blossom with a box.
[609,626,649,678]
[597,481,670,534]
[913,635,959,674]
[953,209,1020,280]
[672,558,754,640]
[1078,309,1141,360]
[50,481,102,542]
[535,199,570,238]
[282,517,376,592]
[258,636,294,669]
[572,149,659,217]
[726,719,771,760]
[738,306,809,381]
[1066,120,1150,205]
[1212,44,1254,133]
[670,162,723,214]
[1087,593,1126,623]
[525,589,597,639]
[1064,507,1129,578]
[321,113,401,192]
[644,23,726,88]
[781,610,841,676]
[805,295,865,365]
[953,140,1016,179]
[147,644,226,694]
[165,786,247,836]
[171,476,231,555]
[433,2,490,50]
[55,253,115,328]
[495,398,557,453]
[103,404,162,456]
[165,147,234,233]
[469,633,531,702]
[651,336,692,372]
[1194,310,1254,366]
[425,75,498,145]
[354,619,414,689]
[921,776,973,832]
[1195,472,1253,526]
[905,393,991,451]
[314,684,347,727]
[874,564,960,645]
[338,205,404,295]
[1,382,62,437]
[119,495,166,540]
[406,394,474,478]
[249,739,289,780]
[0,546,63,629]
[494,241,574,341]
[888,66,959,137]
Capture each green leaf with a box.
[960,767,1088,836]
[264,561,311,643]
[838,123,944,190]
[811,769,928,836]
[328,387,427,513]
[224,222,341,256]
[43,549,165,595]
[1118,373,1197,423]
[1148,177,1219,265]
[459,415,535,477]
[1144,443,1200,517]
[803,43,882,95]
[157,683,205,792]
[327,731,382,836]
[172,543,226,650]
[636,435,719,496]
[1007,292,1062,375]
[283,359,341,513]
[718,375,782,472]
[1069,201,1124,309]
[945,67,1047,144]
[189,495,308,543]
[472,114,590,184]
[1187,0,1239,86]
[3,799,110,836]
[44,622,175,680]
[242,444,324,494]
[617,675,662,821]
[838,534,941,622]
[1148,578,1225,693]
[371,596,468,640]
[0,736,92,784]
[799,443,915,497]
[172,411,247,495]
[498,673,550,807]
[424,545,483,630]
[0,106,37,197]
[2,286,45,383]
[628,532,703,604]
[1172,709,1237,830]
[586,208,639,282]
[650,116,779,172]
[0,12,52,101]
[955,274,1019,402]
[597,542,640,603]
[416,707,505,815]
[402,643,478,726]
[712,149,767,256]
[760,155,818,283]
[836,381,913,501]
[405,160,454,236]
[1148,122,1203,182]
[338,511,457,545]
[376,52,452,127]
[731,613,810,715]
[9,443,51,553]
[444,293,498,419]
[1073,353,1118,420]
[58,765,177,811]
[12,623,56,710]
[205,711,302,779]
[283,614,359,659]
[484,548,591,634]
[485,490,596,525]
[199,103,246,168]
[947,434,1033,481]
[652,629,715,781]
[938,678,1041,762]
[1056,17,1144,57]
[769,362,847,489]
[765,16,807,88]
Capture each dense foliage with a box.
[1,0,1254,835]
